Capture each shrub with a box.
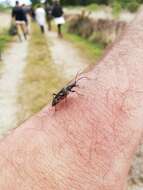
[0,4,10,11]
[68,14,126,47]
[88,32,107,46]
[112,1,122,17]
[126,1,140,12]
[86,3,100,11]
[68,14,93,36]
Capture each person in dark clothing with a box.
[30,7,36,21]
[22,4,29,34]
[52,0,65,37]
[45,3,52,31]
[12,1,27,40]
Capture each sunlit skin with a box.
[0,10,143,190]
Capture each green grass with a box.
[112,1,122,18]
[63,24,105,64]
[0,4,10,12]
[65,4,101,12]
[64,5,82,9]
[86,3,101,11]
[0,29,12,64]
[0,29,12,53]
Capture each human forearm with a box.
[0,64,143,190]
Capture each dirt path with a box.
[0,12,29,135]
[0,40,28,135]
[47,31,89,80]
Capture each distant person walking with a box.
[45,3,52,31]
[30,7,36,21]
[52,0,65,37]
[22,4,29,34]
[12,1,27,41]
[35,4,46,34]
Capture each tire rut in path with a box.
[0,41,28,135]
[47,31,89,80]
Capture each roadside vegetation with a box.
[0,4,10,12]
[62,0,142,13]
[0,5,12,58]
[0,29,12,61]
[65,3,101,11]
[18,23,66,122]
[63,13,125,62]
[31,0,142,13]
[63,24,104,63]
[86,3,101,11]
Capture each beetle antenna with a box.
[75,70,85,81]
[75,71,79,81]
[76,76,89,82]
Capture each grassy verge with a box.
[63,24,105,64]
[86,3,101,11]
[0,29,13,71]
[64,5,82,10]
[0,5,10,12]
[65,4,101,12]
[18,23,66,121]
[0,29,12,55]
[112,1,122,18]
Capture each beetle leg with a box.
[53,93,56,95]
[71,90,84,96]
[55,105,57,112]
[71,90,75,92]
[65,96,67,103]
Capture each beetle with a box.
[52,74,87,108]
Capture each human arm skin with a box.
[1,10,143,190]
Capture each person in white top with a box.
[35,4,46,33]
